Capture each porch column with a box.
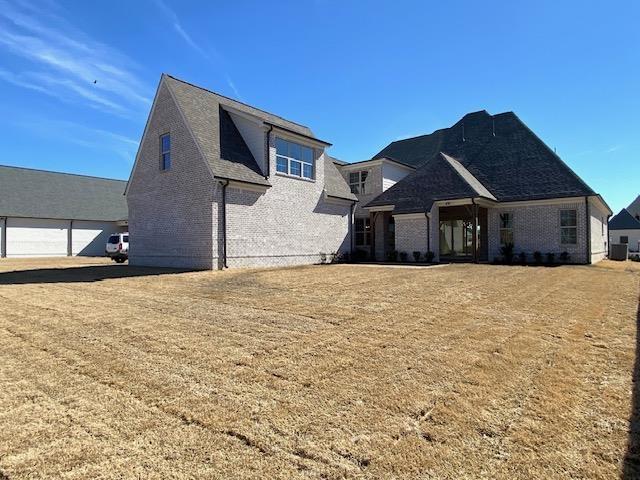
[472,203,478,263]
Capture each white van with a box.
[105,232,129,263]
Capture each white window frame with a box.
[355,217,371,246]
[160,133,171,171]
[560,209,577,245]
[275,137,314,180]
[349,170,368,195]
[499,212,514,246]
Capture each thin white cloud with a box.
[154,0,242,99]
[13,116,139,163]
[0,0,151,114]
[605,145,623,153]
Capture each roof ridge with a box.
[0,164,127,183]
[163,73,311,131]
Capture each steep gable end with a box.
[609,208,640,230]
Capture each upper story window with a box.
[349,170,368,194]
[499,212,513,246]
[160,133,171,170]
[560,209,577,244]
[275,138,314,179]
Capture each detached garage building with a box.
[0,165,127,258]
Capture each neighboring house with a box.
[126,74,356,269]
[0,165,127,258]
[363,110,612,264]
[609,207,640,253]
[336,157,414,259]
[626,195,640,221]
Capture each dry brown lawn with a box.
[1,257,639,479]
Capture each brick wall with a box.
[127,81,216,269]
[590,201,609,262]
[487,200,588,264]
[394,214,429,257]
[222,130,351,268]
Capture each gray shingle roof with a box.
[368,110,598,213]
[626,195,640,219]
[0,165,127,221]
[609,208,640,230]
[165,74,327,187]
[324,158,357,201]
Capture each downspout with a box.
[607,213,612,259]
[585,196,591,265]
[221,180,229,269]
[425,211,430,253]
[1,217,6,258]
[264,124,274,179]
[349,201,356,258]
[67,220,73,257]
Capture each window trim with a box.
[499,212,514,246]
[560,209,578,245]
[349,170,368,195]
[160,132,171,171]
[354,217,371,246]
[275,137,315,180]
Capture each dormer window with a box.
[275,138,314,179]
[349,171,368,194]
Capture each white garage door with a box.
[6,218,69,257]
[72,221,119,256]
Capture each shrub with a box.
[425,251,435,263]
[533,251,543,265]
[559,251,570,264]
[399,251,408,262]
[493,256,501,264]
[546,252,555,265]
[518,251,527,265]
[353,249,368,262]
[387,250,398,262]
[319,252,327,264]
[413,251,421,262]
[500,242,515,265]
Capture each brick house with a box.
[126,74,356,269]
[127,75,610,269]
[363,110,612,264]
[609,202,640,253]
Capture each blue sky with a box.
[0,1,638,212]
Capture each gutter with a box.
[220,180,229,269]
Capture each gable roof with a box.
[368,111,597,212]
[165,74,330,187]
[609,208,640,230]
[0,165,127,221]
[627,195,640,219]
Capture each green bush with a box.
[546,252,555,265]
[413,251,421,262]
[387,250,398,262]
[399,251,408,262]
[425,251,435,263]
[559,251,570,263]
[533,251,543,265]
[518,251,527,265]
[500,243,515,264]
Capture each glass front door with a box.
[439,220,477,257]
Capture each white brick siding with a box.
[127,81,217,269]
[394,214,429,257]
[222,131,351,268]
[590,200,609,262]
[488,201,588,263]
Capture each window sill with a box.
[275,172,316,183]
